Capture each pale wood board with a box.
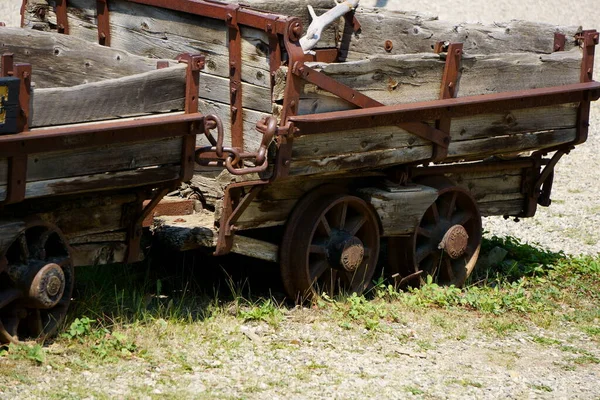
[0,27,164,88]
[24,0,271,87]
[0,165,181,200]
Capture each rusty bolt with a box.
[266,23,273,33]
[455,49,462,56]
[384,40,393,52]
[226,13,233,23]
[23,71,30,79]
[289,21,303,41]
[284,159,291,167]
[0,22,5,27]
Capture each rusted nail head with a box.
[226,13,233,22]
[284,159,291,166]
[455,49,461,55]
[0,22,5,27]
[23,71,30,79]
[384,40,393,52]
[266,23,273,32]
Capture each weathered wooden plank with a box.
[36,194,138,239]
[450,104,578,142]
[199,73,272,114]
[0,27,164,88]
[152,212,217,251]
[289,145,433,176]
[292,125,430,161]
[339,8,581,59]
[358,184,438,236]
[230,235,279,263]
[26,0,272,87]
[71,242,131,266]
[68,231,128,245]
[447,128,576,161]
[26,137,183,183]
[31,65,187,126]
[0,165,181,200]
[280,50,582,115]
[478,199,525,216]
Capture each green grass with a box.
[1,235,599,391]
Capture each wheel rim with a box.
[0,221,74,344]
[411,186,481,286]
[281,192,380,301]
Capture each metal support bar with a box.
[214,181,268,256]
[13,63,31,133]
[226,4,244,150]
[0,54,14,77]
[574,30,598,145]
[96,0,111,46]
[433,42,463,162]
[290,62,448,148]
[554,33,566,52]
[4,155,27,205]
[126,0,298,36]
[126,187,170,264]
[177,53,205,182]
[290,81,600,135]
[54,0,69,34]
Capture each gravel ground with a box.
[0,1,599,399]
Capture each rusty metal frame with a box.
[226,4,244,150]
[96,0,111,46]
[574,30,599,145]
[433,42,463,162]
[214,181,269,256]
[54,0,69,34]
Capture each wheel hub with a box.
[329,232,365,272]
[28,263,66,309]
[438,225,469,259]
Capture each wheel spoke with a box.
[430,202,440,224]
[415,243,435,263]
[346,215,367,236]
[416,226,432,238]
[329,201,348,230]
[309,245,328,256]
[18,235,29,264]
[1,314,20,339]
[447,192,458,220]
[451,211,472,226]
[443,258,455,282]
[25,309,44,338]
[0,289,21,309]
[318,215,332,237]
[310,259,331,282]
[0,256,7,274]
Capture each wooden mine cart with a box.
[0,0,599,343]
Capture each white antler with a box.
[300,0,360,53]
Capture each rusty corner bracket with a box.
[54,0,69,34]
[177,53,205,182]
[573,30,598,146]
[432,42,463,162]
[554,33,566,52]
[96,0,111,46]
[214,181,268,256]
[126,187,170,264]
[226,4,244,151]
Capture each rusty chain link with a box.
[195,114,277,176]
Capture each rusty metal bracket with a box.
[13,63,31,133]
[177,53,205,181]
[4,155,27,205]
[574,30,598,145]
[433,42,463,162]
[54,0,69,34]
[214,181,268,256]
[290,62,449,148]
[534,149,568,206]
[274,19,305,179]
[554,33,566,52]
[96,0,111,46]
[226,4,244,151]
[126,187,170,264]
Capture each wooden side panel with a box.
[31,65,188,127]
